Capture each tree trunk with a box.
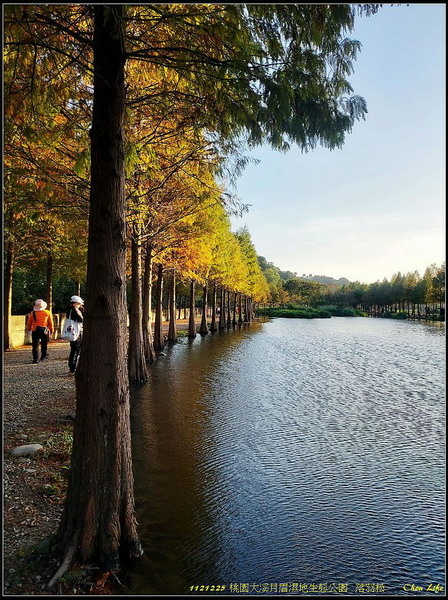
[199,283,208,335]
[232,292,237,327]
[128,228,148,382]
[4,241,14,350]
[142,242,155,362]
[219,287,226,329]
[210,282,217,332]
[46,251,53,313]
[56,5,142,580]
[154,263,164,352]
[188,279,197,338]
[75,281,81,296]
[226,289,232,328]
[238,293,243,324]
[242,295,247,322]
[168,272,177,342]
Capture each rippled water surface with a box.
[128,318,445,595]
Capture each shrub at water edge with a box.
[258,306,332,319]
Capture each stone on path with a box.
[10,444,43,457]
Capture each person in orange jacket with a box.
[26,299,54,363]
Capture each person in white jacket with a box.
[65,295,84,373]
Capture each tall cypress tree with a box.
[50,6,142,586]
[4,3,381,584]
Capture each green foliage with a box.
[269,302,358,317]
[314,263,445,314]
[383,311,408,320]
[258,306,332,319]
[317,304,357,317]
[277,269,299,281]
[5,4,383,321]
[12,268,85,314]
[73,149,90,177]
[283,278,324,305]
[234,227,270,300]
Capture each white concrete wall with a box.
[8,309,198,347]
[9,313,66,347]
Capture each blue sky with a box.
[230,3,446,283]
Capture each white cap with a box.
[70,295,84,305]
[33,299,47,311]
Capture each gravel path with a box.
[4,340,79,595]
[3,325,195,595]
[4,341,77,438]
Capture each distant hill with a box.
[302,275,351,287]
[257,256,351,287]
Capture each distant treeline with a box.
[257,258,445,321]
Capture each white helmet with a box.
[70,295,84,305]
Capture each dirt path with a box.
[3,322,200,595]
[4,341,80,595]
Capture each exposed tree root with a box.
[46,541,77,590]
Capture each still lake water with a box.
[128,317,445,596]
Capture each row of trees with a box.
[257,256,445,320]
[321,264,445,319]
[4,3,380,587]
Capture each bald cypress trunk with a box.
[168,272,177,343]
[4,241,14,350]
[243,295,249,322]
[232,292,237,327]
[210,282,217,332]
[55,5,142,582]
[128,228,148,382]
[46,251,53,314]
[199,283,209,335]
[219,287,226,329]
[248,296,253,322]
[154,263,164,353]
[142,242,155,362]
[188,279,197,338]
[238,293,243,324]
